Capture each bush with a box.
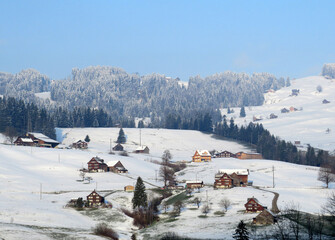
[160,232,193,240]
[93,223,119,240]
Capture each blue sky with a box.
[1,0,335,81]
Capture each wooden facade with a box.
[214,150,236,158]
[107,161,128,173]
[14,132,59,148]
[14,137,34,146]
[245,197,266,213]
[214,169,249,188]
[124,185,135,192]
[192,150,211,162]
[72,140,88,149]
[87,190,105,206]
[186,181,204,189]
[87,157,108,172]
[134,146,150,154]
[235,152,262,160]
[112,143,124,151]
[252,209,277,225]
[214,173,233,188]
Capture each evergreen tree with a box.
[239,106,246,118]
[85,135,90,142]
[117,128,126,143]
[233,220,249,240]
[132,177,147,209]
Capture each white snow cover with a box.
[20,138,34,143]
[195,149,211,156]
[0,127,334,239]
[28,132,59,143]
[219,169,249,175]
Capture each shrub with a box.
[93,223,119,240]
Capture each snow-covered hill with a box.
[0,128,333,239]
[228,76,335,151]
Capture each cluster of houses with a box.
[87,157,128,173]
[214,169,249,188]
[192,150,262,162]
[14,132,60,148]
[245,197,277,225]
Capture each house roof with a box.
[219,169,249,175]
[28,132,59,144]
[107,160,120,167]
[136,146,148,151]
[186,180,203,184]
[195,150,211,156]
[247,197,265,207]
[20,138,34,143]
[91,156,105,164]
[88,189,104,197]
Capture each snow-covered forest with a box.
[0,66,288,123]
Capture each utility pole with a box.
[58,153,60,163]
[96,181,98,190]
[110,138,111,153]
[272,165,275,188]
[155,170,158,182]
[140,128,142,147]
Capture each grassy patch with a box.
[188,207,198,210]
[214,211,225,216]
[198,215,208,218]
[81,209,127,222]
[166,191,191,205]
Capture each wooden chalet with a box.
[112,143,124,151]
[192,150,211,162]
[214,150,235,158]
[124,185,135,192]
[214,169,249,188]
[87,190,105,206]
[72,140,88,149]
[253,116,263,122]
[87,157,108,172]
[235,152,262,160]
[245,197,267,213]
[134,146,150,154]
[14,132,59,148]
[253,209,277,225]
[107,160,128,173]
[186,180,204,189]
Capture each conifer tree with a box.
[239,106,246,118]
[117,128,126,144]
[233,220,249,240]
[85,135,90,142]
[132,177,147,209]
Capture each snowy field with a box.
[0,128,334,239]
[228,76,335,152]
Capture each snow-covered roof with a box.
[196,150,210,156]
[136,146,148,151]
[186,180,203,184]
[219,169,249,175]
[21,138,33,143]
[28,132,59,144]
[107,161,119,167]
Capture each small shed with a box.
[124,185,135,192]
[269,113,278,119]
[186,180,204,189]
[134,146,150,154]
[72,140,88,149]
[322,99,330,104]
[112,143,124,151]
[253,209,277,225]
[107,160,128,173]
[281,108,289,113]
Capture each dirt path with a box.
[253,186,280,213]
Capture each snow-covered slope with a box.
[0,128,333,239]
[229,76,335,151]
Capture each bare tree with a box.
[323,191,335,228]
[173,200,184,215]
[219,197,231,212]
[201,203,211,216]
[162,201,169,213]
[159,165,175,188]
[161,150,172,165]
[193,197,201,209]
[79,171,86,181]
[318,164,335,188]
[285,202,302,240]
[5,126,17,145]
[316,85,323,93]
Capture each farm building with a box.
[214,169,249,188]
[245,197,267,213]
[134,146,150,154]
[269,113,278,119]
[192,150,211,162]
[124,185,135,192]
[107,160,128,173]
[14,132,59,148]
[281,108,289,113]
[323,99,330,104]
[186,180,204,189]
[235,152,262,160]
[214,150,235,158]
[252,209,277,225]
[87,190,105,207]
[72,140,88,149]
[87,157,108,172]
[112,143,124,151]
